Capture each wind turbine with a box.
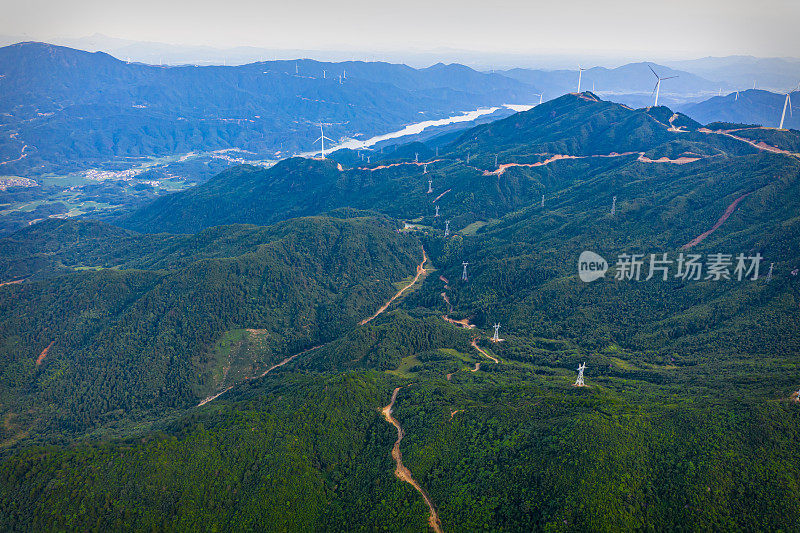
[577,66,586,93]
[314,123,334,159]
[779,85,798,129]
[648,65,678,107]
[532,93,543,105]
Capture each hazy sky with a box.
[3,0,799,58]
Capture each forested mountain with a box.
[0,216,422,432]
[0,42,534,176]
[3,92,800,531]
[121,93,763,234]
[679,89,800,130]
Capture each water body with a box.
[331,107,500,151]
[297,102,539,158]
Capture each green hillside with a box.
[2,93,800,531]
[0,216,422,435]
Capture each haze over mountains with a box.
[3,40,790,179]
[679,89,800,130]
[0,42,533,176]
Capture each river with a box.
[299,104,534,157]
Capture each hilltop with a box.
[120,93,770,234]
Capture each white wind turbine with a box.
[779,85,798,129]
[577,66,586,93]
[648,65,678,107]
[314,123,334,159]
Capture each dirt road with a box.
[360,249,428,326]
[382,387,443,533]
[36,341,54,366]
[471,338,499,364]
[682,192,753,249]
[197,344,323,406]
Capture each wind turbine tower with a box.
[779,87,797,129]
[415,152,419,163]
[428,179,433,193]
[648,65,678,107]
[611,196,617,216]
[575,362,586,387]
[444,220,450,237]
[314,123,334,159]
[424,164,428,174]
[461,262,469,282]
[435,205,439,217]
[577,66,586,93]
[492,324,501,342]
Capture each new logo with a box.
[578,251,608,282]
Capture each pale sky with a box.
[2,0,799,58]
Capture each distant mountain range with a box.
[678,89,800,130]
[500,62,726,108]
[0,42,533,176]
[0,41,750,178]
[665,56,800,93]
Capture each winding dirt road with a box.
[431,189,451,203]
[359,159,444,172]
[699,127,800,158]
[36,341,54,366]
[471,338,499,364]
[382,387,443,533]
[682,192,753,249]
[484,151,700,177]
[360,249,428,326]
[197,344,323,406]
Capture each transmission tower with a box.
[575,362,586,387]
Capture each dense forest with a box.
[0,215,422,434]
[2,93,800,531]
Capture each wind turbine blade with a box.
[662,76,678,80]
[652,82,659,95]
[648,64,658,78]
